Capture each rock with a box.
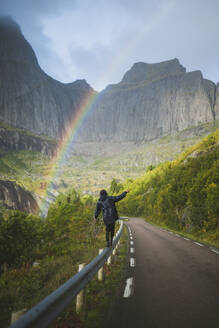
[0,16,95,140]
[0,180,39,214]
[0,16,218,148]
[79,59,215,142]
[0,125,57,157]
[121,58,186,83]
[79,61,216,142]
[214,83,219,120]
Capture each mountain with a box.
[0,121,57,156]
[0,180,38,213]
[0,16,95,140]
[79,59,217,142]
[0,16,218,145]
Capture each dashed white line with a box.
[130,257,135,267]
[130,247,134,253]
[194,242,204,247]
[130,241,134,245]
[210,248,219,254]
[130,236,133,240]
[123,277,134,298]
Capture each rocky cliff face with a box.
[79,59,217,142]
[214,83,219,120]
[0,180,38,214]
[0,16,95,140]
[0,125,57,157]
[0,16,218,146]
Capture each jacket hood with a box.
[99,190,108,201]
[99,194,107,201]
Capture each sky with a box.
[1,0,219,91]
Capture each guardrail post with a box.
[8,221,124,328]
[98,249,104,281]
[112,247,117,256]
[3,263,8,272]
[11,309,26,324]
[107,255,112,265]
[76,263,85,313]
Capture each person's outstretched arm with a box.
[112,190,129,203]
[94,201,102,219]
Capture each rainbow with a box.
[38,90,97,216]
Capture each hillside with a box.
[0,121,218,216]
[0,16,218,147]
[0,16,94,139]
[117,130,219,246]
[0,16,219,216]
[79,59,218,142]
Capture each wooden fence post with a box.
[76,263,85,313]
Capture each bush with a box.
[0,211,43,269]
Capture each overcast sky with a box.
[1,0,218,91]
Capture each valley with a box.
[1,121,217,203]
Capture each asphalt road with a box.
[105,218,219,328]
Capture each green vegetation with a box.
[117,130,219,247]
[0,190,104,327]
[0,124,219,326]
[51,224,128,328]
[0,120,57,143]
[0,188,127,327]
[0,121,218,198]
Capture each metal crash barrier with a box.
[10,220,124,328]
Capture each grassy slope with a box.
[1,121,218,199]
[118,129,219,247]
[1,123,219,326]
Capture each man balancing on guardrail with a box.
[94,189,129,247]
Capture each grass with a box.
[0,121,57,144]
[143,217,219,249]
[0,221,128,328]
[0,224,105,327]
[50,224,128,328]
[0,121,218,199]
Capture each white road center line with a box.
[130,241,134,245]
[211,249,219,254]
[130,247,134,253]
[130,236,133,240]
[194,242,203,247]
[123,277,134,298]
[130,257,135,267]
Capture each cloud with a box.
[0,0,219,90]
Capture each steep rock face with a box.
[214,83,219,120]
[0,17,218,145]
[0,16,95,139]
[80,59,216,142]
[121,59,186,83]
[0,125,57,157]
[0,180,38,214]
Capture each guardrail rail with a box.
[10,219,124,328]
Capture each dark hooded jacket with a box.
[94,191,127,224]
